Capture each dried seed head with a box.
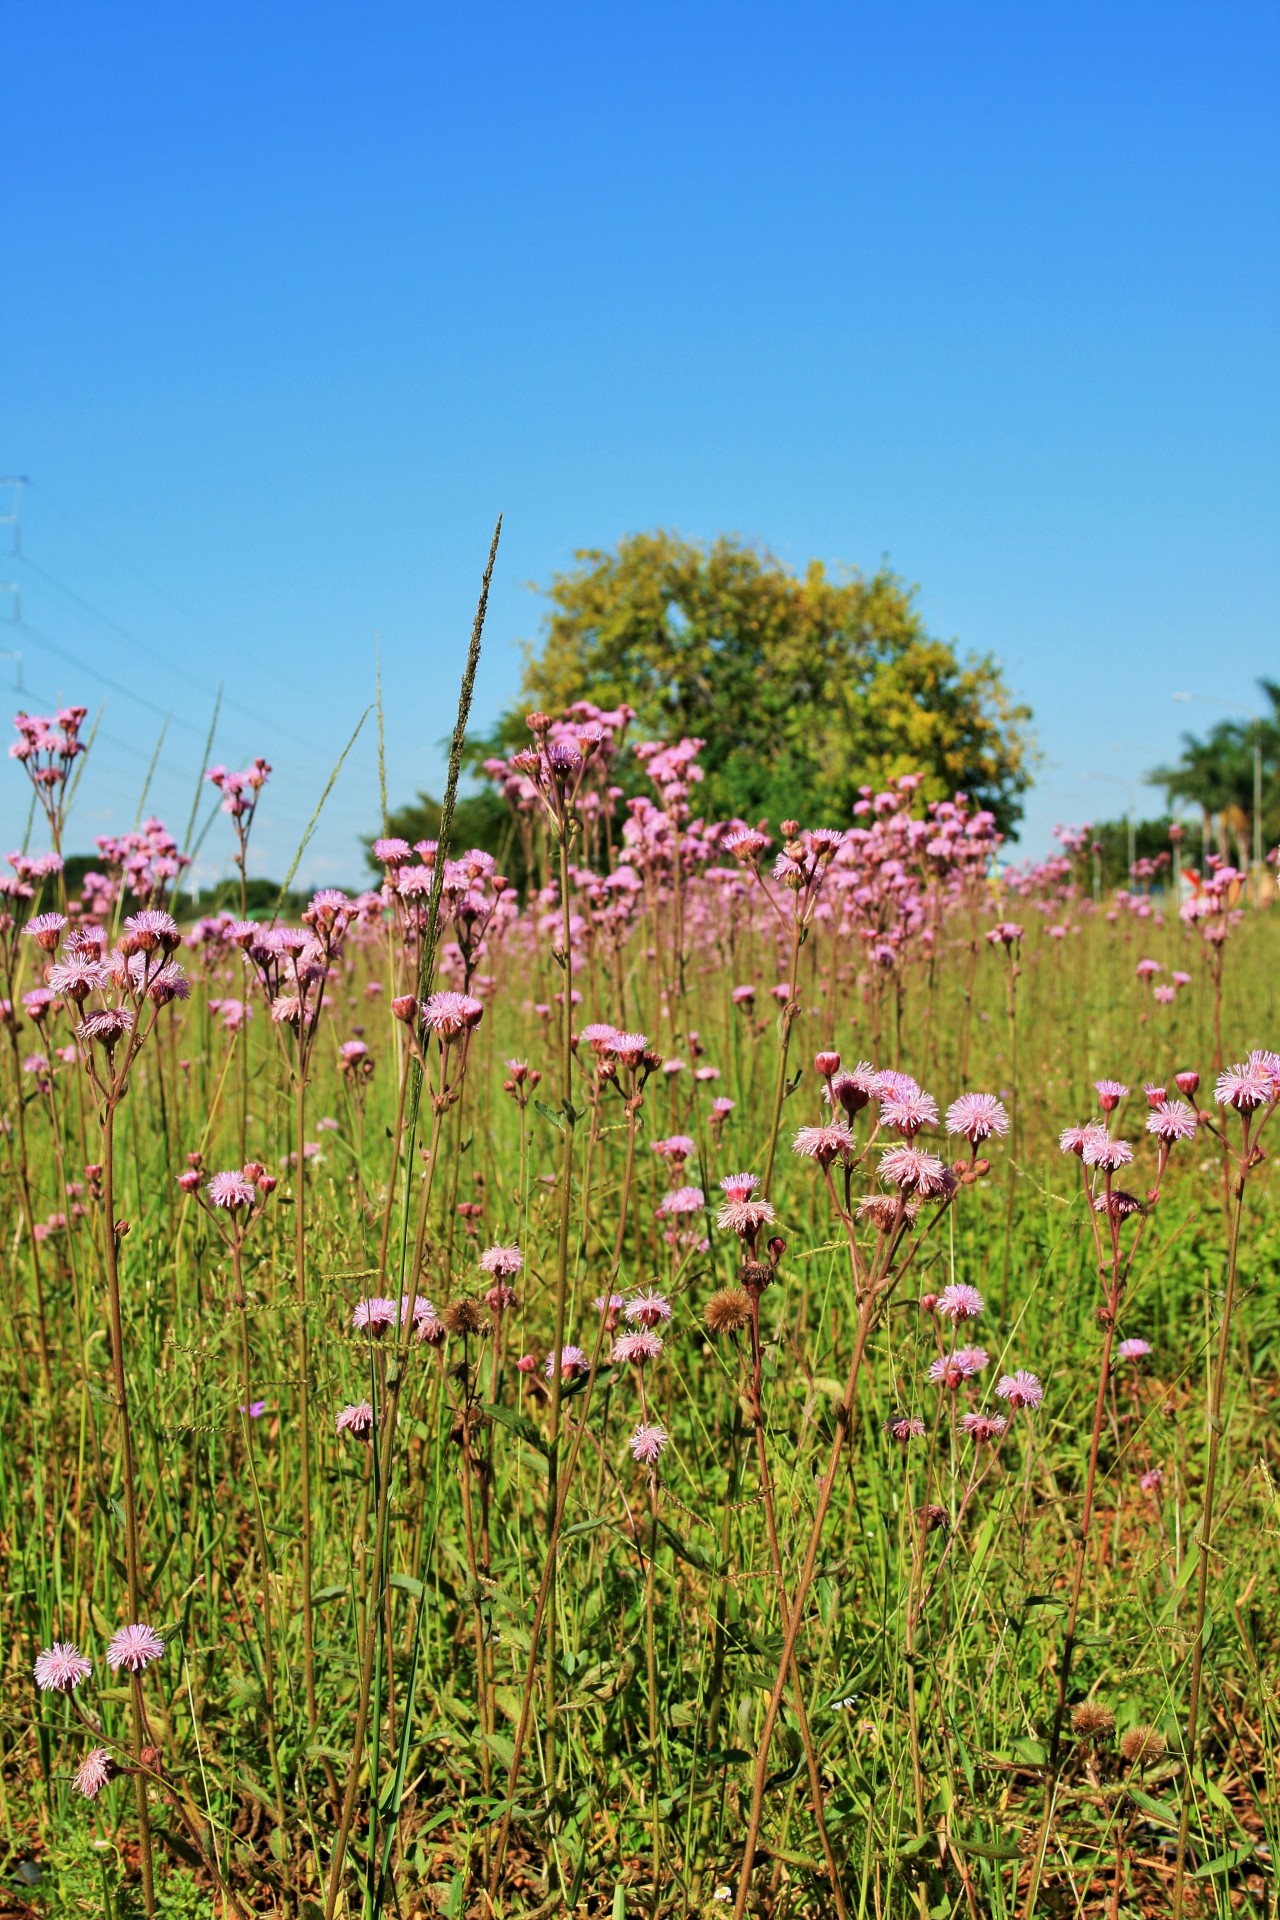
[739,1259,773,1296]
[441,1297,488,1337]
[1071,1701,1116,1738]
[916,1503,949,1533]
[704,1287,753,1336]
[1119,1725,1166,1767]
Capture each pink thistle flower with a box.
[48,954,106,999]
[1094,1079,1129,1112]
[1140,1467,1163,1492]
[625,1289,672,1327]
[629,1421,668,1464]
[651,1134,696,1162]
[879,1144,953,1197]
[792,1122,855,1166]
[545,1345,588,1382]
[207,1169,256,1210]
[607,1030,649,1068]
[929,1347,989,1386]
[1117,1337,1152,1362]
[34,1642,92,1691]
[826,1062,881,1116]
[485,1282,518,1314]
[1060,1123,1103,1157]
[985,921,1023,948]
[336,1401,375,1438]
[612,1329,664,1365]
[580,1022,620,1053]
[879,1083,939,1136]
[883,1413,926,1444]
[731,984,756,1005]
[1214,1059,1278,1111]
[856,1192,921,1229]
[945,1093,1009,1144]
[720,1172,759,1200]
[711,1095,735,1119]
[1146,1100,1197,1143]
[24,911,67,952]
[936,1283,984,1322]
[74,1748,114,1798]
[1081,1133,1134,1171]
[716,1195,776,1236]
[961,1411,1008,1441]
[1094,1188,1145,1220]
[421,991,484,1038]
[478,1243,523,1278]
[373,835,412,867]
[352,1296,398,1337]
[124,909,179,952]
[658,1184,705,1214]
[1153,985,1176,1004]
[106,1622,164,1674]
[996,1369,1044,1409]
[77,1007,134,1048]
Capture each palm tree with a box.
[1148,681,1280,871]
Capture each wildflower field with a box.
[4,687,1279,1920]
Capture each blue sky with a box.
[3,0,1277,886]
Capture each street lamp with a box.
[1173,693,1265,898]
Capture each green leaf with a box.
[389,1573,423,1599]
[484,1401,550,1456]
[534,1098,565,1132]
[1192,1842,1257,1877]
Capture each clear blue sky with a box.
[4,1,1277,886]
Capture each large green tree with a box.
[508,532,1033,830]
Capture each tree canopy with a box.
[375,532,1036,878]
[500,532,1033,830]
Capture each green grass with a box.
[3,838,1278,1920]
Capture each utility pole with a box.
[0,477,28,554]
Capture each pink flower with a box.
[1094,1079,1128,1112]
[106,1622,164,1674]
[1146,1100,1197,1143]
[207,1169,256,1210]
[929,1347,989,1385]
[961,1411,1007,1441]
[478,1243,523,1278]
[545,1345,588,1381]
[421,991,484,1038]
[336,1401,375,1438]
[879,1145,953,1197]
[995,1369,1043,1409]
[629,1421,668,1464]
[883,1413,926,1444]
[607,1030,649,1068]
[24,911,67,952]
[945,1093,1009,1144]
[879,1082,939,1136]
[352,1296,398,1337]
[1214,1058,1279,1111]
[625,1290,672,1328]
[612,1329,663,1365]
[1117,1337,1151,1362]
[936,1283,984,1322]
[658,1185,704,1215]
[792,1123,855,1166]
[1081,1133,1133,1171]
[34,1642,92,1691]
[75,1747,114,1798]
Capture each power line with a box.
[15,551,335,764]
